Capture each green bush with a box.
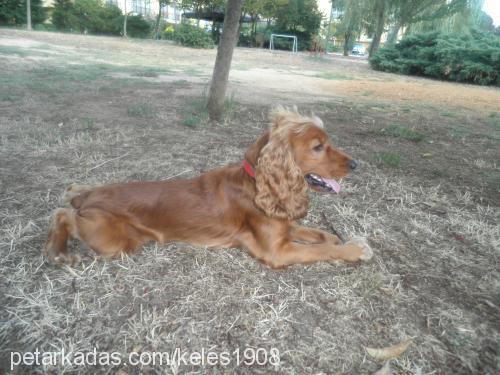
[98,3,122,35]
[122,14,151,38]
[51,0,150,38]
[33,23,57,32]
[162,24,175,40]
[370,30,500,86]
[172,22,214,49]
[52,0,127,36]
[55,0,121,35]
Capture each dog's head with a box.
[247,107,357,220]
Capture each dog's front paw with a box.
[345,237,373,262]
[55,253,81,267]
[45,247,81,267]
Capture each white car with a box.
[352,44,366,55]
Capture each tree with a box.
[71,0,102,33]
[121,14,151,37]
[123,0,129,37]
[207,0,244,121]
[0,0,46,26]
[334,0,369,56]
[368,0,387,57]
[52,0,77,31]
[242,0,265,44]
[408,1,490,35]
[241,0,284,47]
[386,0,470,43]
[181,0,226,41]
[53,0,122,35]
[155,0,170,39]
[99,3,122,35]
[476,11,495,33]
[26,0,31,30]
[273,0,322,50]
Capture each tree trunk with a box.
[251,14,257,45]
[211,20,217,42]
[123,1,128,37]
[155,6,162,40]
[26,0,32,30]
[386,23,401,44]
[174,1,179,31]
[368,0,386,57]
[324,1,334,53]
[207,0,244,121]
[123,14,128,37]
[343,31,351,56]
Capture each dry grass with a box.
[0,29,499,374]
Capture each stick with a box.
[165,169,193,180]
[320,211,345,243]
[89,153,129,172]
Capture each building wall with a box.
[107,0,182,22]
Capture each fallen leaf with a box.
[379,287,393,295]
[373,361,392,375]
[453,233,471,245]
[365,339,412,361]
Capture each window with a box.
[132,0,140,13]
[163,3,180,22]
[132,0,151,16]
[144,0,151,15]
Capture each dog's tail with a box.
[62,184,93,209]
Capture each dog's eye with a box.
[313,144,324,152]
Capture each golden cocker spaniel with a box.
[45,108,373,268]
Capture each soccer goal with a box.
[269,34,298,53]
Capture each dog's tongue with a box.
[323,178,341,193]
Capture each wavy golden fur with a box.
[45,108,373,268]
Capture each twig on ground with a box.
[320,211,345,243]
[165,169,193,180]
[88,153,130,172]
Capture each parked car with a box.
[351,43,366,55]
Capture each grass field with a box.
[0,29,499,374]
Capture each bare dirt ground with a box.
[0,29,499,374]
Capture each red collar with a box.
[242,159,255,179]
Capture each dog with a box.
[44,108,372,268]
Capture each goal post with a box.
[269,34,298,53]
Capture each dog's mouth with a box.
[305,173,341,194]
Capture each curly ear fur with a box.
[254,108,309,220]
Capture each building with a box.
[106,0,182,23]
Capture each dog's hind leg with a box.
[62,184,93,208]
[44,208,80,266]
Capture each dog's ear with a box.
[244,131,270,166]
[254,133,309,220]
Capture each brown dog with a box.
[45,108,372,268]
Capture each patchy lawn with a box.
[0,29,499,374]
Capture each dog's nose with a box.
[349,160,358,170]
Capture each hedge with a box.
[171,22,214,49]
[370,30,500,86]
[51,0,150,38]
